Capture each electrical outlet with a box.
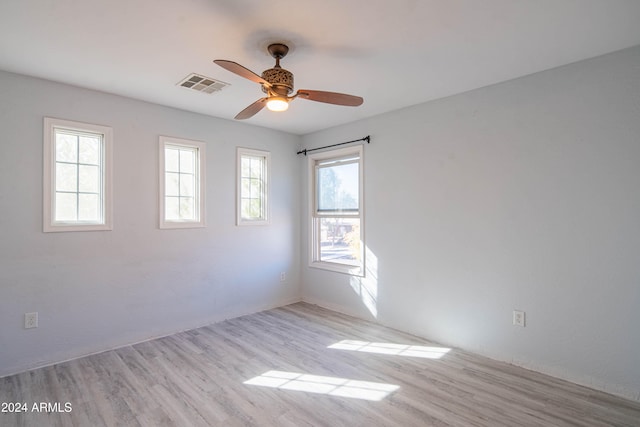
[25,312,38,329]
[513,310,525,327]
[280,272,286,282]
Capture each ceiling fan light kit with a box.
[266,96,289,112]
[214,43,363,120]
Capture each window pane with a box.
[56,163,77,192]
[165,172,179,196]
[55,133,77,162]
[79,165,100,193]
[250,199,262,218]
[179,149,195,173]
[180,173,194,196]
[250,179,261,198]
[241,157,251,178]
[250,158,262,178]
[55,192,77,221]
[180,197,194,220]
[241,177,251,199]
[319,217,361,266]
[165,196,179,220]
[165,148,179,172]
[78,193,100,221]
[241,199,251,219]
[317,162,359,212]
[79,136,101,165]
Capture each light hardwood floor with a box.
[2,302,639,426]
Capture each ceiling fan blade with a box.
[296,89,363,106]
[235,98,268,120]
[214,60,270,86]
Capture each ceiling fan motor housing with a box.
[261,67,294,96]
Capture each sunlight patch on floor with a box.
[329,340,451,359]
[244,370,399,401]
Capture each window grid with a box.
[237,148,270,226]
[164,145,198,222]
[240,155,265,221]
[43,117,112,233]
[159,136,206,229]
[54,130,103,223]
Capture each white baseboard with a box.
[0,296,303,379]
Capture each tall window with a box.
[159,136,206,229]
[237,148,270,225]
[309,145,364,275]
[43,117,112,232]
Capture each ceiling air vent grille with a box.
[178,73,229,94]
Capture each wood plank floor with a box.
[2,302,639,426]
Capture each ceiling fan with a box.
[214,43,364,120]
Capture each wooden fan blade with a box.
[296,89,363,106]
[235,98,267,120]
[214,60,270,86]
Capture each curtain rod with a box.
[297,135,370,156]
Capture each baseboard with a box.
[0,296,303,379]
[300,296,640,403]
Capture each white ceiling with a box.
[2,1,640,135]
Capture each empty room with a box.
[1,1,640,426]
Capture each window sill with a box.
[309,260,364,277]
[159,221,206,230]
[44,223,112,233]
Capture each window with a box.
[159,136,206,228]
[309,145,364,275]
[43,117,112,232]
[237,148,270,225]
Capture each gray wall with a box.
[301,46,640,401]
[0,71,302,376]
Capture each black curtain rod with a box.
[297,135,370,156]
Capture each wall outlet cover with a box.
[513,310,526,327]
[25,312,38,329]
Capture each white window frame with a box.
[237,147,270,226]
[159,136,206,229]
[308,145,364,276]
[43,117,113,232]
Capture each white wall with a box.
[0,71,301,376]
[300,46,640,401]
[3,44,639,401]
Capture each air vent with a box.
[177,73,229,94]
